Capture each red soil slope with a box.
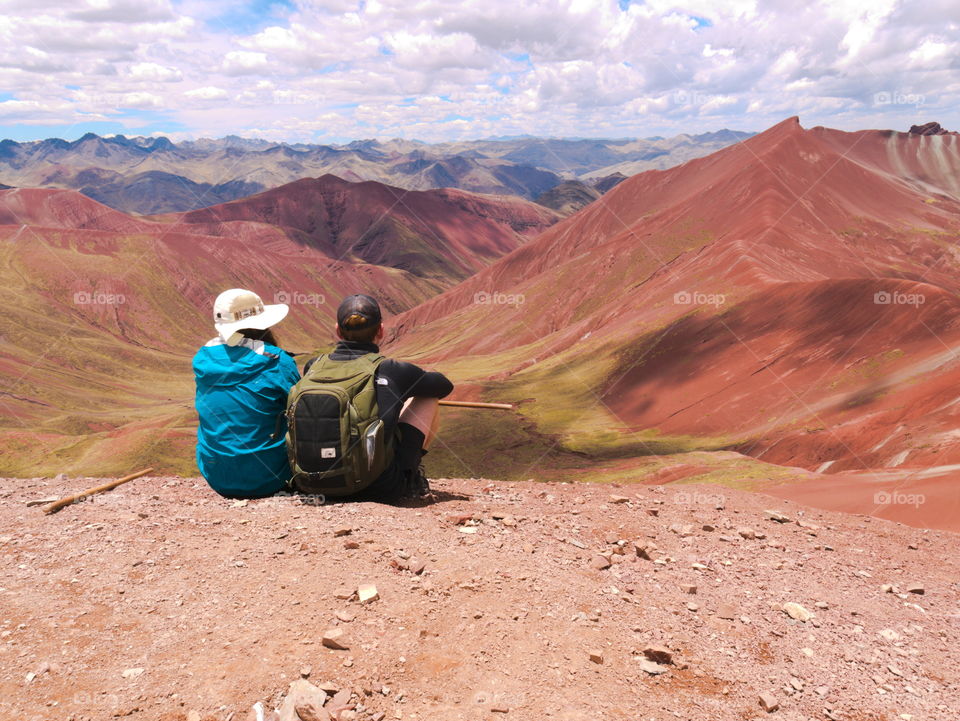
[390,117,960,528]
[0,179,555,475]
[0,186,149,232]
[157,175,559,281]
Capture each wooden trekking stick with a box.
[438,400,514,410]
[43,467,154,515]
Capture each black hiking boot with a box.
[401,464,432,499]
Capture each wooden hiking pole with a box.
[438,400,514,410]
[43,467,154,515]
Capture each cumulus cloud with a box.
[68,0,178,24]
[0,0,956,141]
[221,50,270,75]
[185,86,229,100]
[128,62,183,82]
[121,91,165,108]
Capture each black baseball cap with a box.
[337,293,382,331]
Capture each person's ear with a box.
[335,325,343,339]
[375,324,385,343]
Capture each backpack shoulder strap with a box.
[361,352,386,369]
[304,352,385,380]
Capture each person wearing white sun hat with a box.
[193,288,301,498]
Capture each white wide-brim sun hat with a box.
[213,288,289,343]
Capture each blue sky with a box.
[0,0,956,143]
[199,0,295,35]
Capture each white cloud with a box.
[68,0,178,24]
[383,30,488,70]
[128,62,182,82]
[121,91,164,108]
[221,50,270,75]
[185,86,229,100]
[0,0,956,142]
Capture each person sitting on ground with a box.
[302,293,454,500]
[193,288,300,499]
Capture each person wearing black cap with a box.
[303,293,453,499]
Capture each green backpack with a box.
[285,352,394,496]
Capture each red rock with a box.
[637,658,668,675]
[277,680,329,721]
[329,689,352,709]
[759,692,780,712]
[783,602,812,622]
[294,700,330,721]
[321,628,349,650]
[716,603,737,620]
[909,121,952,136]
[590,554,611,570]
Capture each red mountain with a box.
[389,117,960,529]
[0,177,557,476]
[156,174,559,281]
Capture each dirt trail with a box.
[1,476,958,721]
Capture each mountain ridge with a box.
[0,174,556,475]
[0,130,755,214]
[387,116,960,528]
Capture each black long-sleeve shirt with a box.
[303,340,453,440]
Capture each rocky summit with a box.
[1,474,957,720]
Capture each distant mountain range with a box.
[0,130,754,214]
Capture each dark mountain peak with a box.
[909,122,954,136]
[39,137,71,150]
[147,136,175,152]
[592,172,628,194]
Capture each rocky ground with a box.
[1,475,958,721]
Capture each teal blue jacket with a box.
[193,337,300,498]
